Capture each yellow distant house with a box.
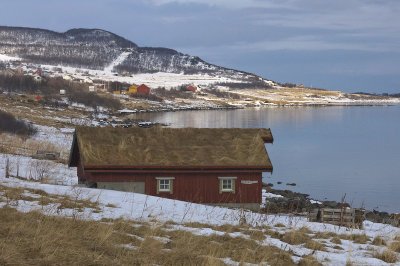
[126,84,137,94]
[113,90,121,95]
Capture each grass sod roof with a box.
[72,127,273,169]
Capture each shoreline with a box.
[119,100,399,115]
[261,184,400,226]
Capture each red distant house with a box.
[186,85,197,92]
[136,84,151,96]
[35,95,42,101]
[68,127,274,211]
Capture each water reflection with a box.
[133,105,400,213]
[134,106,346,128]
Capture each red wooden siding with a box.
[186,85,197,92]
[84,171,262,204]
[136,84,150,96]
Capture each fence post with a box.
[5,157,9,178]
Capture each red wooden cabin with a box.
[68,127,273,211]
[186,85,197,92]
[136,84,151,96]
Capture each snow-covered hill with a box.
[0,26,253,79]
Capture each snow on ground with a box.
[33,125,74,148]
[231,89,400,105]
[0,53,21,61]
[1,175,398,238]
[1,175,399,265]
[37,61,242,89]
[0,154,77,186]
[104,52,131,73]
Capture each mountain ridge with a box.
[0,26,254,79]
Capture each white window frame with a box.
[218,177,237,193]
[222,179,233,191]
[156,177,175,194]
[159,179,171,192]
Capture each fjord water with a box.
[135,105,400,213]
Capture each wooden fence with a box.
[32,150,60,160]
[309,208,355,227]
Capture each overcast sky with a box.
[1,0,399,93]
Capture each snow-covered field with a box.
[231,88,400,105]
[0,54,21,62]
[0,174,399,265]
[0,122,399,264]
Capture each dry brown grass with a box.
[298,254,323,266]
[0,207,137,265]
[304,240,327,251]
[314,232,338,239]
[0,94,89,129]
[0,206,299,265]
[75,126,273,167]
[213,223,243,233]
[275,223,286,227]
[373,249,398,263]
[330,236,342,244]
[0,185,100,213]
[339,233,370,244]
[0,133,70,163]
[281,230,311,245]
[246,229,266,241]
[372,236,386,246]
[298,226,313,234]
[389,241,400,252]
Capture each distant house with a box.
[88,86,96,92]
[63,75,73,81]
[68,127,274,210]
[186,85,197,92]
[33,69,42,76]
[125,84,137,95]
[35,95,42,101]
[136,84,151,96]
[84,77,93,84]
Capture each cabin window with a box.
[222,179,232,190]
[159,179,170,191]
[218,177,236,194]
[156,177,175,194]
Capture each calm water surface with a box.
[133,105,400,213]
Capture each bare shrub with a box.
[152,86,195,99]
[0,111,37,137]
[29,160,51,181]
[68,91,121,110]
